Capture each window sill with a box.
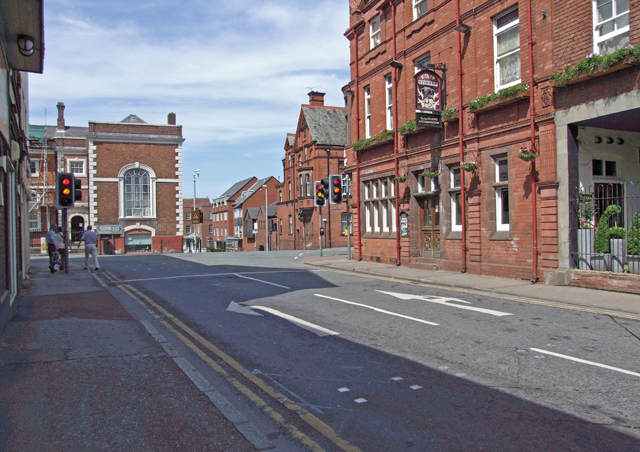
[490,230,512,241]
[447,230,462,240]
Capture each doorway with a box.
[420,195,440,258]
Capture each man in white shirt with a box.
[45,225,58,273]
[80,225,100,271]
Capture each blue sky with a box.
[29,0,351,198]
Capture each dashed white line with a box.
[235,273,290,289]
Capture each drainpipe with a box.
[354,26,363,261]
[392,2,401,266]
[457,0,467,273]
[527,0,539,282]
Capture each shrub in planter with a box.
[627,212,640,274]
[578,191,595,229]
[594,204,622,253]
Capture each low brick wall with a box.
[152,236,182,253]
[571,270,640,295]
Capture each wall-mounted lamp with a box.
[390,60,403,69]
[17,35,35,56]
[454,24,471,33]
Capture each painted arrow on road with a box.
[376,290,513,317]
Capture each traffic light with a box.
[314,180,326,206]
[298,211,304,222]
[56,172,75,209]
[329,174,343,204]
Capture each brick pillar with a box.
[467,189,482,262]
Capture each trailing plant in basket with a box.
[421,167,439,178]
[518,146,537,161]
[594,204,622,253]
[398,120,417,135]
[628,212,640,255]
[394,175,407,183]
[441,108,459,120]
[461,162,478,172]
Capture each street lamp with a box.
[262,184,268,251]
[194,169,200,253]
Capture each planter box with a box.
[354,135,394,152]
[550,56,640,88]
[590,253,611,272]
[628,255,640,274]
[442,111,459,122]
[610,238,627,273]
[469,89,530,114]
[577,229,595,270]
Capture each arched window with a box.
[124,169,151,217]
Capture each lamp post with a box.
[194,169,200,253]
[262,184,268,251]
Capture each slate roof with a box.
[245,207,261,219]
[120,114,147,124]
[302,107,346,146]
[233,176,272,208]
[220,177,255,199]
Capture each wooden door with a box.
[421,196,440,257]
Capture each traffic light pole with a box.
[62,208,69,274]
[318,206,323,257]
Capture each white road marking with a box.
[391,377,403,381]
[235,273,290,289]
[530,348,640,378]
[377,290,512,317]
[337,387,350,393]
[314,294,439,326]
[250,306,339,337]
[116,270,305,284]
[354,398,367,404]
[226,301,263,316]
[410,385,422,390]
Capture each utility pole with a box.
[326,148,332,248]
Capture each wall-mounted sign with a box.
[415,69,443,129]
[400,211,409,238]
[95,224,123,234]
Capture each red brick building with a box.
[277,92,349,251]
[211,177,257,250]
[343,0,639,284]
[183,197,212,251]
[233,176,280,251]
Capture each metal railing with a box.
[571,182,640,274]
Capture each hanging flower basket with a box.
[518,148,537,161]
[394,175,407,183]
[461,162,477,172]
[420,167,439,178]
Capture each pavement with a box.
[1,253,638,451]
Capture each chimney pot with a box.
[168,112,176,125]
[57,102,65,130]
[308,91,326,107]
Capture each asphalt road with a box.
[95,249,640,451]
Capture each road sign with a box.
[191,210,201,224]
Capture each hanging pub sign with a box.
[415,69,443,129]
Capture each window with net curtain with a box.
[494,8,520,90]
[124,168,151,217]
[594,0,629,54]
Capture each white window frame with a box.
[118,163,157,219]
[67,158,87,177]
[495,157,510,231]
[593,0,630,54]
[209,225,213,234]
[364,86,371,139]
[30,159,40,178]
[305,174,311,196]
[289,215,293,234]
[450,167,462,232]
[493,7,521,91]
[186,211,191,221]
[413,0,428,20]
[186,225,191,234]
[365,203,372,232]
[382,200,389,232]
[385,74,393,130]
[370,15,381,48]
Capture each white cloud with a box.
[30,0,350,199]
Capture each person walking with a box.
[54,227,66,271]
[80,225,100,271]
[45,224,58,273]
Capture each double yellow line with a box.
[99,271,362,452]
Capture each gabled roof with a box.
[220,176,256,199]
[233,176,273,208]
[260,203,278,218]
[245,207,261,219]
[285,134,295,149]
[302,107,346,147]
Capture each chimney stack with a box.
[57,102,65,130]
[308,91,325,107]
[168,112,176,125]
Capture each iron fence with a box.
[571,182,640,274]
